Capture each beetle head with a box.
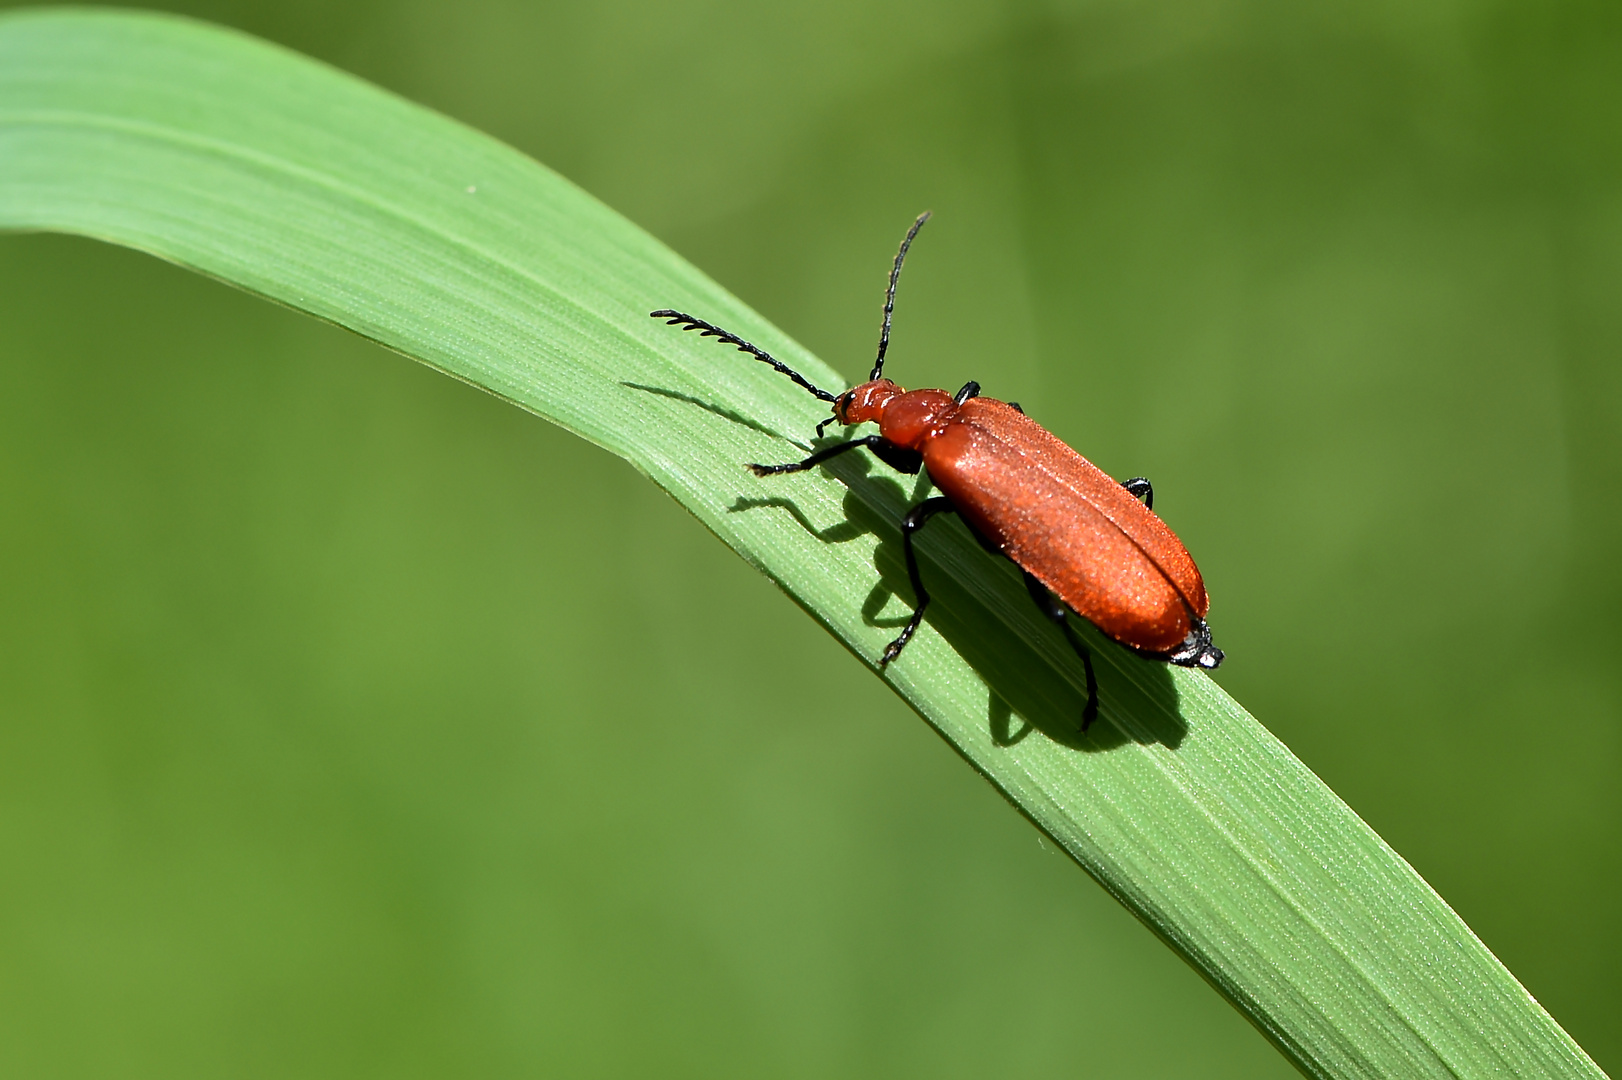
[835,379,902,427]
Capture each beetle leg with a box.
[879,497,958,667]
[1121,477,1154,511]
[869,440,924,475]
[953,380,981,405]
[1021,571,1100,732]
[748,435,890,477]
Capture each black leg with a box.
[1021,571,1099,731]
[880,497,958,666]
[1122,477,1154,511]
[748,435,891,477]
[954,380,981,405]
[869,441,924,475]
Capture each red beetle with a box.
[653,213,1221,730]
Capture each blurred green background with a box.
[1,0,1618,1075]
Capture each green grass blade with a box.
[0,10,1603,1079]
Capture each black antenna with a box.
[870,211,931,382]
[650,310,837,403]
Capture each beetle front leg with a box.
[749,435,922,478]
[748,435,887,477]
[1121,477,1153,511]
[880,497,958,666]
[1021,571,1100,731]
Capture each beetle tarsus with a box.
[879,629,915,667]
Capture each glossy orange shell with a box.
[919,398,1209,654]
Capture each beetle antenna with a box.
[650,310,837,403]
[870,211,931,382]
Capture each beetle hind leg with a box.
[1121,477,1154,511]
[879,497,957,667]
[1021,572,1100,732]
